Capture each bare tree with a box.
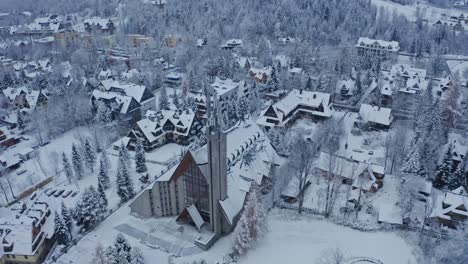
[315,247,346,264]
[289,133,318,214]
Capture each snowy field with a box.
[237,210,418,264]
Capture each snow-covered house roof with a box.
[2,87,47,109]
[132,109,197,143]
[84,17,112,29]
[357,104,393,127]
[257,89,333,128]
[315,152,381,192]
[99,79,152,104]
[211,77,245,97]
[221,39,243,48]
[378,203,403,225]
[249,66,272,82]
[430,187,468,224]
[356,37,400,52]
[0,195,53,257]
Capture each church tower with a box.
[205,85,228,235]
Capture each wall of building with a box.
[129,189,153,217]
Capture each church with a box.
[129,96,281,249]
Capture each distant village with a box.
[0,0,468,264]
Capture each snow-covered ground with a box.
[238,210,418,264]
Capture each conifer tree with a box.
[233,184,267,255]
[434,145,454,189]
[72,144,84,180]
[173,89,180,109]
[119,143,131,168]
[61,202,73,237]
[55,212,70,245]
[74,186,100,231]
[102,150,110,172]
[98,158,111,190]
[84,139,96,172]
[134,139,147,173]
[130,248,145,264]
[17,109,25,132]
[97,181,108,215]
[62,152,73,184]
[116,157,135,204]
[113,234,132,264]
[268,66,279,91]
[305,77,313,91]
[159,86,169,110]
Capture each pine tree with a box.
[159,86,169,110]
[72,144,84,180]
[61,202,73,237]
[119,143,131,168]
[74,186,100,231]
[98,158,111,190]
[62,152,73,184]
[102,150,110,172]
[134,139,147,173]
[433,145,454,189]
[84,139,96,172]
[116,157,135,204]
[305,77,313,91]
[401,141,426,177]
[233,183,267,255]
[268,66,279,91]
[55,212,70,245]
[114,234,132,264]
[97,181,108,215]
[172,89,180,109]
[130,248,145,264]
[17,109,25,132]
[452,164,464,191]
[237,97,249,121]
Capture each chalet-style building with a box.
[2,87,48,111]
[128,109,203,151]
[91,80,156,122]
[429,187,468,229]
[249,67,272,83]
[337,78,356,99]
[0,197,55,264]
[315,152,385,193]
[0,127,19,148]
[355,104,393,130]
[356,37,400,59]
[221,39,242,50]
[130,121,281,249]
[83,18,115,34]
[256,89,333,129]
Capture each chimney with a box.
[313,93,317,99]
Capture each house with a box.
[448,139,468,168]
[249,67,272,83]
[337,78,356,98]
[0,154,21,171]
[257,89,333,129]
[91,80,156,121]
[429,186,468,228]
[435,76,453,97]
[356,37,400,59]
[355,104,393,129]
[83,18,115,34]
[278,36,296,45]
[315,152,384,193]
[129,121,281,248]
[210,77,250,113]
[2,87,48,110]
[221,39,242,49]
[127,109,203,151]
[0,128,19,148]
[165,71,185,86]
[0,196,55,264]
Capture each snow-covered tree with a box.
[401,140,425,177]
[433,145,454,190]
[134,139,147,173]
[119,143,131,168]
[97,181,108,215]
[98,158,111,190]
[159,86,170,110]
[54,212,70,245]
[17,109,25,132]
[113,234,132,264]
[72,144,84,180]
[62,152,73,184]
[130,248,145,264]
[233,183,267,256]
[84,139,96,172]
[172,89,180,109]
[116,156,135,204]
[61,202,73,237]
[74,186,101,231]
[267,66,279,91]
